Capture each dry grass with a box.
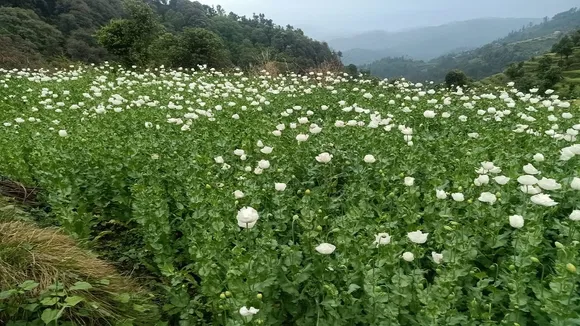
[0,219,158,325]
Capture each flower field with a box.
[1,65,580,325]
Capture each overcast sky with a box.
[196,0,578,39]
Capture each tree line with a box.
[0,0,340,72]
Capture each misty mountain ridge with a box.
[332,17,543,65]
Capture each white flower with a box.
[315,152,333,164]
[533,153,545,162]
[237,207,259,227]
[478,192,497,204]
[58,130,68,137]
[537,178,562,191]
[509,215,524,229]
[298,117,309,124]
[402,252,415,262]
[363,155,376,163]
[274,183,287,191]
[404,177,415,186]
[530,194,558,207]
[481,162,495,171]
[253,167,263,175]
[407,230,428,244]
[475,175,490,186]
[315,243,336,255]
[239,306,259,317]
[571,177,580,190]
[517,175,538,185]
[374,233,391,246]
[493,176,510,185]
[451,193,465,202]
[423,110,436,118]
[258,160,270,169]
[234,190,245,199]
[310,125,322,134]
[569,210,580,221]
[436,189,448,199]
[296,134,309,142]
[523,163,540,175]
[335,120,345,127]
[234,149,245,156]
[145,122,153,128]
[256,140,264,147]
[260,146,273,154]
[272,130,282,136]
[520,185,542,194]
[214,156,224,164]
[431,252,443,264]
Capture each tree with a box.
[345,64,358,76]
[445,69,468,88]
[153,28,230,68]
[505,62,524,79]
[96,0,161,66]
[553,35,574,59]
[537,55,553,73]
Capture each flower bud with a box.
[567,263,577,273]
[316,225,323,231]
[555,241,565,249]
[530,257,540,263]
[305,189,311,195]
[509,264,516,271]
[220,293,226,299]
[257,293,263,300]
[225,291,232,298]
[444,225,453,231]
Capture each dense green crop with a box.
[1,65,580,325]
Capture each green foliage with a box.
[0,280,156,325]
[150,28,230,68]
[0,7,63,60]
[345,64,358,76]
[96,0,161,66]
[0,0,339,71]
[1,65,580,324]
[445,69,468,88]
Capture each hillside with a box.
[481,31,580,97]
[331,18,542,65]
[363,7,580,82]
[0,0,339,71]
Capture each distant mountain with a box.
[332,17,543,65]
[340,48,403,66]
[363,8,580,82]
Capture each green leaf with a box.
[41,308,61,324]
[64,296,84,307]
[40,297,59,306]
[347,284,361,294]
[115,293,131,303]
[19,280,40,291]
[24,303,39,311]
[0,290,16,300]
[69,281,93,291]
